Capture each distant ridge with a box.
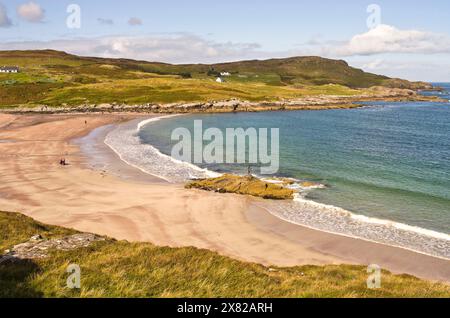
[0,49,431,89]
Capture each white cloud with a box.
[352,58,450,82]
[17,1,45,23]
[307,25,450,56]
[361,58,384,70]
[98,18,114,25]
[0,34,263,64]
[128,17,142,26]
[342,24,450,55]
[0,3,12,27]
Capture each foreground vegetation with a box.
[0,50,431,108]
[1,211,449,298]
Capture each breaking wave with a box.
[104,116,220,183]
[258,194,449,259]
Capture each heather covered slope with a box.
[0,50,431,108]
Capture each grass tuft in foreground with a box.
[0,211,449,298]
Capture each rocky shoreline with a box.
[0,87,446,114]
[1,233,105,262]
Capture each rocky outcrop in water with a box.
[186,174,294,200]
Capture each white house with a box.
[216,77,223,83]
[0,66,19,73]
[220,72,231,76]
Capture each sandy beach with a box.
[0,113,448,282]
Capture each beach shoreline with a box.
[0,113,449,283]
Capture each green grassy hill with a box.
[0,50,430,108]
[1,211,449,298]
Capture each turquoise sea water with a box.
[106,84,450,258]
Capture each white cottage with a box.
[0,66,20,73]
[216,77,223,83]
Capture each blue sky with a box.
[1,0,450,81]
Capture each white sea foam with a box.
[104,116,220,183]
[257,194,450,259]
[105,116,450,260]
[293,195,450,241]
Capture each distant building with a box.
[220,72,231,76]
[216,77,223,83]
[0,66,20,73]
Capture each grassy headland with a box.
[0,50,435,109]
[1,211,449,298]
